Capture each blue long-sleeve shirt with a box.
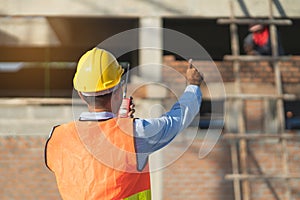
[79,85,202,170]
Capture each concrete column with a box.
[139,17,162,82]
[139,16,163,200]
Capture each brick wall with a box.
[162,137,234,200]
[0,103,75,200]
[163,55,300,90]
[0,136,61,200]
[162,137,300,200]
[247,141,300,200]
[0,131,300,199]
[0,56,299,200]
[160,55,300,199]
[163,55,300,131]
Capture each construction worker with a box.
[45,47,204,200]
[243,24,285,56]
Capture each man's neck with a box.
[88,106,112,113]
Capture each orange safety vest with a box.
[45,118,151,200]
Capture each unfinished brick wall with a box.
[162,137,234,200]
[163,55,300,131]
[162,138,300,200]
[0,136,61,200]
[163,55,300,90]
[0,56,299,200]
[247,141,300,200]
[160,56,300,199]
[0,133,299,199]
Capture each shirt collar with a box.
[79,112,115,121]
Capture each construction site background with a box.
[1,0,300,199]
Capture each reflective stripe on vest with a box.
[124,189,151,200]
[45,118,151,200]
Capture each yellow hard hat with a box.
[73,48,124,94]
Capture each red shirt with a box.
[253,27,269,47]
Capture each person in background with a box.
[45,47,204,200]
[243,24,285,56]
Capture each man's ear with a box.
[111,86,123,114]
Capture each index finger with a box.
[188,59,193,69]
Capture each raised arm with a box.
[133,60,204,170]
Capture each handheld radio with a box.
[118,63,132,118]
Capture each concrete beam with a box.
[0,17,60,46]
[1,0,300,18]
